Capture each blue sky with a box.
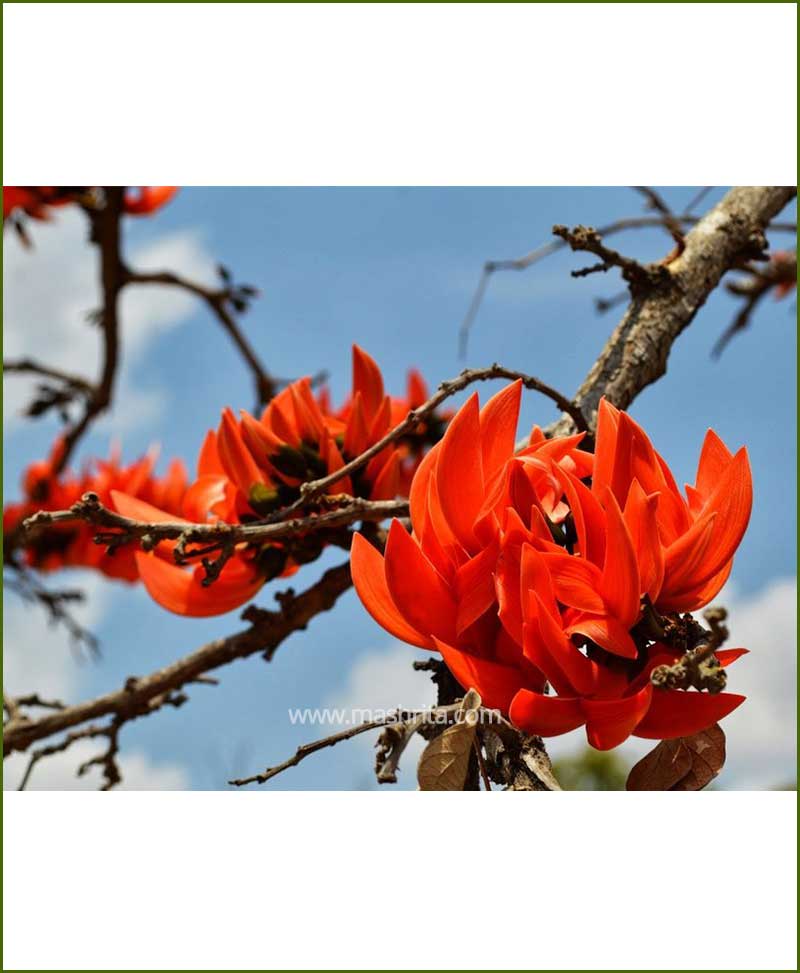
[3,187,796,790]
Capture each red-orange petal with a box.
[479,380,522,483]
[565,613,638,660]
[583,683,653,750]
[435,393,484,552]
[433,638,521,712]
[384,520,457,643]
[623,479,664,602]
[352,345,385,417]
[695,428,734,499]
[633,689,745,739]
[369,450,400,501]
[350,532,432,648]
[217,409,266,496]
[509,688,585,737]
[134,550,263,616]
[599,489,640,627]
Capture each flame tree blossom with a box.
[111,346,450,616]
[352,383,751,750]
[4,439,190,583]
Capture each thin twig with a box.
[263,364,588,526]
[123,267,276,406]
[22,494,406,585]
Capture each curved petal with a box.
[435,393,484,552]
[583,683,652,750]
[369,450,400,501]
[623,479,664,602]
[198,429,225,477]
[509,688,585,737]
[565,613,638,660]
[695,428,734,500]
[352,345,385,417]
[134,551,263,617]
[181,475,228,522]
[600,490,640,627]
[633,689,745,739]
[544,553,604,614]
[384,520,457,643]
[559,468,606,566]
[479,380,521,482]
[715,647,748,667]
[350,532,432,648]
[591,397,621,501]
[217,409,266,496]
[531,597,596,696]
[433,637,521,712]
[687,448,753,587]
[110,490,191,525]
[343,392,370,458]
[455,536,500,636]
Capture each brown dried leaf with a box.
[417,720,476,791]
[626,723,726,791]
[626,738,693,790]
[671,724,726,791]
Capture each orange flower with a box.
[3,186,177,221]
[116,346,449,617]
[352,385,748,750]
[4,439,190,583]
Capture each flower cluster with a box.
[112,346,446,615]
[2,186,177,220]
[4,439,189,583]
[352,383,751,749]
[7,347,447,618]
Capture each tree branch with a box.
[3,561,353,759]
[547,186,797,436]
[54,188,125,473]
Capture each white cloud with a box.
[2,569,109,700]
[3,568,191,791]
[3,205,215,432]
[3,743,189,791]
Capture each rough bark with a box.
[549,186,797,436]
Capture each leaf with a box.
[626,738,693,790]
[670,724,726,791]
[417,720,476,791]
[417,688,482,791]
[626,723,726,791]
